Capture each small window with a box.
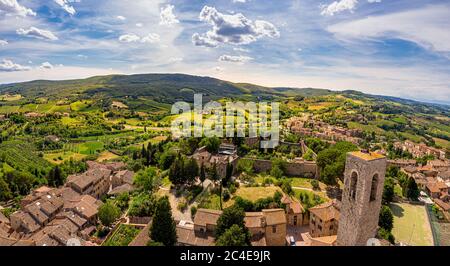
[370,174,379,202]
[350,172,358,200]
[272,226,277,233]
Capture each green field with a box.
[390,203,434,246]
[103,224,142,246]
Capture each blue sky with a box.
[0,0,449,104]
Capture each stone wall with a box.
[242,158,318,178]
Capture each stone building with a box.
[309,200,340,238]
[176,208,287,246]
[337,151,387,246]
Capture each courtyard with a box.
[390,202,434,246]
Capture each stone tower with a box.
[337,150,387,246]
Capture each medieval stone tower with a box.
[337,151,387,246]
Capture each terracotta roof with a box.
[115,170,134,185]
[309,201,340,222]
[11,211,41,233]
[193,209,222,227]
[434,199,450,211]
[25,204,49,224]
[439,171,450,180]
[62,211,87,228]
[244,212,264,228]
[289,201,305,214]
[427,182,447,193]
[262,209,286,226]
[176,225,215,246]
[108,183,134,195]
[0,211,8,224]
[129,222,151,246]
[281,194,293,204]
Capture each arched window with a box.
[370,174,379,202]
[350,172,358,200]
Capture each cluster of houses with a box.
[0,161,135,246]
[287,116,362,145]
[394,140,446,160]
[399,159,450,214]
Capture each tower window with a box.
[370,174,379,202]
[350,172,358,200]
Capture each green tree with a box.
[168,155,184,185]
[382,177,395,204]
[216,205,251,245]
[406,177,420,200]
[209,162,220,184]
[199,163,206,185]
[134,167,158,192]
[216,224,250,246]
[128,193,156,217]
[98,202,121,227]
[47,165,63,187]
[316,142,358,185]
[200,137,221,153]
[378,205,394,232]
[150,196,177,246]
[0,176,12,201]
[378,228,395,244]
[184,158,199,185]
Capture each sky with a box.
[0,0,449,104]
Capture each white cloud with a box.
[327,5,450,53]
[233,47,249,53]
[39,61,54,69]
[141,33,160,44]
[0,39,7,46]
[119,33,160,44]
[54,0,76,15]
[214,66,224,72]
[367,0,381,3]
[0,59,31,72]
[192,6,280,48]
[219,54,253,63]
[0,0,36,17]
[136,23,143,27]
[169,57,183,63]
[320,0,358,16]
[233,0,248,3]
[16,27,58,41]
[159,4,179,26]
[0,65,121,83]
[118,34,140,43]
[116,15,126,21]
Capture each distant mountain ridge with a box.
[0,73,448,109]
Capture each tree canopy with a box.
[150,196,177,246]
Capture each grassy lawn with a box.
[44,151,87,164]
[103,224,142,246]
[96,151,120,162]
[233,186,281,203]
[77,141,104,155]
[0,94,22,101]
[199,192,222,210]
[390,202,433,246]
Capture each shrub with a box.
[190,206,197,218]
[229,184,237,194]
[310,179,320,191]
[223,190,231,202]
[177,200,188,211]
